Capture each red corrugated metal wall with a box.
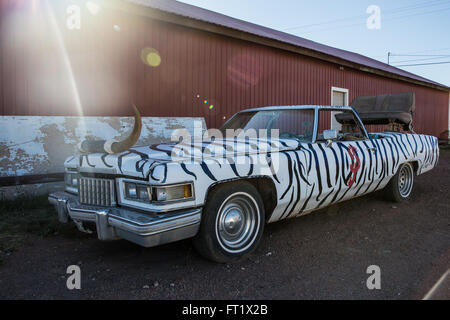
[0,0,448,137]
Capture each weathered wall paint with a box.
[0,116,206,177]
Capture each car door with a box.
[303,108,382,211]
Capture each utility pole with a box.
[387,52,391,65]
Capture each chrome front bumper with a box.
[48,191,202,248]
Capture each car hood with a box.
[65,138,301,178]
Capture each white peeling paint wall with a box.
[0,116,206,177]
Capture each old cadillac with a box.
[49,93,439,262]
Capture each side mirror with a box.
[323,129,338,147]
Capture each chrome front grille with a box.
[79,177,116,206]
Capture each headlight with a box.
[122,181,194,204]
[153,184,193,202]
[65,172,79,193]
[124,182,151,202]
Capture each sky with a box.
[178,0,450,87]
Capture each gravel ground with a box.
[0,150,449,300]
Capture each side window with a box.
[317,110,367,141]
[270,110,314,137]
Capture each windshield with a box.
[220,109,315,142]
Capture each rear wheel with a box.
[385,162,414,202]
[193,181,265,263]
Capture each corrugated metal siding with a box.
[126,0,447,89]
[0,0,448,137]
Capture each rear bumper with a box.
[48,191,202,248]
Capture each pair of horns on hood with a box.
[78,105,142,154]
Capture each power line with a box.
[372,47,450,59]
[300,5,450,34]
[390,54,450,57]
[390,55,450,63]
[390,47,450,55]
[394,61,450,67]
[379,49,450,61]
[282,0,449,31]
[282,12,367,31]
[282,0,447,31]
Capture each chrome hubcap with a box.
[223,208,244,235]
[398,163,413,198]
[216,192,260,253]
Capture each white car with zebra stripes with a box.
[49,105,439,262]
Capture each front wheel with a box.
[385,162,414,202]
[193,181,265,263]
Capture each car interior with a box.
[316,110,368,142]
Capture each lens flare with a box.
[46,1,83,117]
[147,52,161,66]
[209,105,214,110]
[86,1,100,15]
[32,0,40,12]
[141,48,161,67]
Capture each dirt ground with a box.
[0,150,449,300]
